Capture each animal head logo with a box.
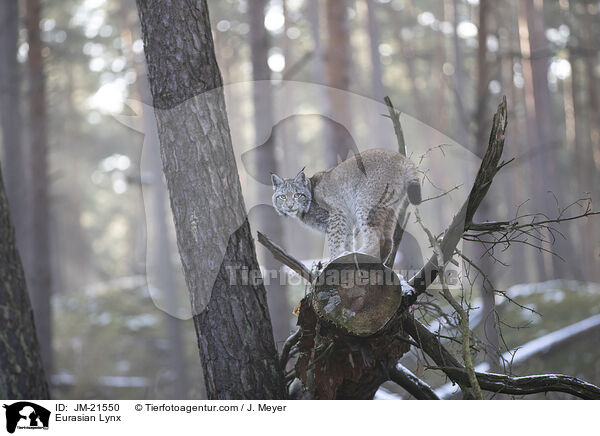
[114,80,478,318]
[3,402,50,434]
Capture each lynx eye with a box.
[278,195,286,200]
[294,193,302,199]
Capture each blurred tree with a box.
[472,0,501,371]
[324,0,354,166]
[0,165,49,399]
[25,0,53,377]
[447,0,469,146]
[365,0,385,103]
[136,0,286,399]
[581,1,600,282]
[249,0,290,349]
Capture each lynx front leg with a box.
[326,210,351,260]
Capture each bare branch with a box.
[383,96,406,156]
[388,363,440,400]
[280,328,301,370]
[401,96,508,311]
[435,367,600,400]
[257,231,314,282]
[415,209,484,399]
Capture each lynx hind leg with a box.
[327,210,352,260]
[380,210,397,263]
[355,206,389,260]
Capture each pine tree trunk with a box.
[0,165,49,399]
[136,0,286,399]
[0,0,27,252]
[324,0,353,166]
[474,0,501,371]
[25,0,53,377]
[249,0,290,348]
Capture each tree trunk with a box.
[365,0,385,102]
[0,165,49,399]
[0,0,27,253]
[581,1,600,282]
[364,0,388,148]
[136,0,286,399]
[25,0,53,377]
[324,0,353,166]
[517,0,550,281]
[249,0,290,348]
[473,0,501,371]
[447,0,469,146]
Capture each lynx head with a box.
[271,170,311,217]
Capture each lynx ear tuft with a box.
[271,173,284,190]
[294,167,307,184]
[407,181,422,205]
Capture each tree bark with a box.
[0,165,49,399]
[136,0,286,399]
[25,0,53,377]
[0,0,27,252]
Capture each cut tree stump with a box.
[312,252,412,336]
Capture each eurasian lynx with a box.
[271,149,421,262]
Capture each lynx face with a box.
[271,172,312,217]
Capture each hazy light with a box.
[417,12,435,27]
[550,57,571,80]
[546,25,570,46]
[112,179,127,194]
[378,43,393,57]
[268,51,285,72]
[89,57,105,72]
[236,22,250,35]
[99,24,113,37]
[101,154,131,172]
[124,70,137,84]
[216,20,231,32]
[132,39,144,54]
[55,30,67,43]
[513,72,524,88]
[264,5,285,32]
[87,80,126,113]
[488,80,501,94]
[442,62,455,76]
[457,21,478,39]
[18,43,28,62]
[440,21,453,35]
[41,18,56,32]
[87,111,101,124]
[84,0,106,8]
[487,35,499,52]
[111,57,126,73]
[286,26,301,39]
[83,42,104,57]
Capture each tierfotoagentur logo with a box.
[2,402,50,434]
